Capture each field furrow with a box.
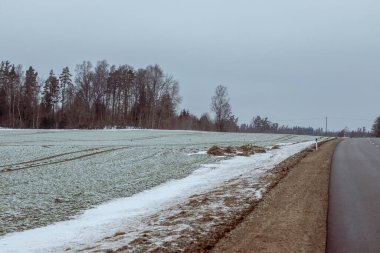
[0,147,130,173]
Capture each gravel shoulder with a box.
[210,138,340,253]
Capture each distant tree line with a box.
[239,115,329,136]
[372,116,380,137]
[0,60,182,129]
[0,60,376,137]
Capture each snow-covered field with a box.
[0,129,320,252]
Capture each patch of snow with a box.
[255,187,266,199]
[187,151,207,156]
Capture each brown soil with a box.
[210,138,340,253]
[207,144,267,156]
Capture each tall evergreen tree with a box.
[7,65,20,128]
[41,70,59,128]
[23,66,39,128]
[59,67,73,110]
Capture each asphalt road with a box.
[327,138,380,253]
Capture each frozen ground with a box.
[0,129,320,252]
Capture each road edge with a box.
[207,138,340,253]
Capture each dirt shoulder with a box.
[210,139,340,253]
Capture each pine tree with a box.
[23,66,39,128]
[41,70,59,128]
[59,67,73,109]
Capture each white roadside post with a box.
[315,138,318,151]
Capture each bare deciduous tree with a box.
[211,85,232,132]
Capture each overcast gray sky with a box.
[1,0,379,131]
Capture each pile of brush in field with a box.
[207,144,269,156]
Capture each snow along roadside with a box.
[0,141,314,253]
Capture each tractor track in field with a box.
[0,147,130,173]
